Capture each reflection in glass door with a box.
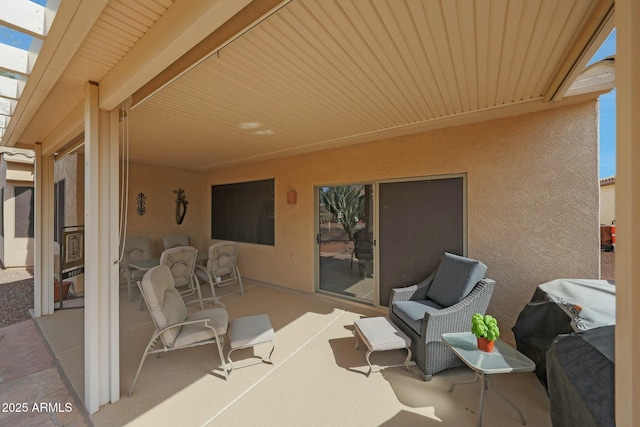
[317,184,374,303]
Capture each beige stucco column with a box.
[616,0,640,425]
[33,143,55,317]
[83,82,121,413]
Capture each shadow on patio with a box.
[30,279,552,426]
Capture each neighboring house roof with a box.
[0,148,34,182]
[600,176,616,186]
[1,0,615,171]
[0,147,35,165]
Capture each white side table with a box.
[441,332,536,427]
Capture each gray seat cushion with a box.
[174,308,228,348]
[426,252,488,307]
[141,265,188,346]
[392,300,443,334]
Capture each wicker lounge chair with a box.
[389,252,495,380]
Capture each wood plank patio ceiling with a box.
[7,0,613,170]
[129,0,612,170]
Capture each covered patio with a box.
[1,0,639,424]
[32,279,551,426]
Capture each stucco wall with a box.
[600,183,616,225]
[55,153,85,230]
[206,101,600,340]
[0,158,35,268]
[124,162,205,257]
[125,101,600,341]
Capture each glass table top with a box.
[441,332,535,374]
[128,257,161,270]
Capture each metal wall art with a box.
[137,192,146,215]
[174,188,188,224]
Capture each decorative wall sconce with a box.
[287,190,297,205]
[136,193,146,215]
[174,188,188,224]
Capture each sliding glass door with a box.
[317,184,374,303]
[378,176,465,306]
[315,175,465,307]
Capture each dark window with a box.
[54,180,65,242]
[211,179,275,245]
[14,186,35,238]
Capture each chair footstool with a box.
[227,314,275,373]
[353,317,414,377]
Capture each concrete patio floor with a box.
[5,279,552,426]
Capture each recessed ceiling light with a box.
[239,122,260,129]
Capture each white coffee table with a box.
[441,332,535,427]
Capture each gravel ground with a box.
[600,251,615,281]
[0,252,617,328]
[0,266,35,328]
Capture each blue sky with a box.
[588,30,616,178]
[2,15,617,178]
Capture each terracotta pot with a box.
[54,282,71,303]
[477,337,495,353]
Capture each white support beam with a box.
[84,81,100,415]
[33,143,42,318]
[0,43,29,75]
[98,0,254,111]
[97,107,120,406]
[2,0,107,147]
[0,98,16,117]
[41,101,83,156]
[108,108,120,404]
[544,0,615,102]
[33,142,55,317]
[83,82,121,412]
[0,0,46,38]
[130,0,291,109]
[0,75,19,99]
[616,0,640,425]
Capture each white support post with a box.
[84,81,100,414]
[97,108,120,405]
[108,108,120,404]
[83,81,121,413]
[33,143,55,317]
[616,1,640,424]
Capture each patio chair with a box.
[129,265,229,396]
[196,241,244,296]
[120,236,152,303]
[160,246,205,309]
[389,252,495,380]
[351,229,373,277]
[163,234,190,249]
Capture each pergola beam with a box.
[99,0,257,111]
[0,0,46,38]
[544,0,615,102]
[0,43,30,76]
[130,0,291,109]
[1,0,107,147]
[0,75,19,99]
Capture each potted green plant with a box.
[471,313,500,352]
